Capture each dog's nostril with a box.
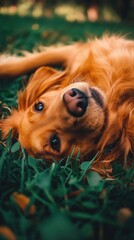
[77,101,85,109]
[70,89,77,97]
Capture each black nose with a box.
[63,88,88,117]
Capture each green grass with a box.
[0,133,134,240]
[0,14,134,240]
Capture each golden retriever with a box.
[0,35,134,176]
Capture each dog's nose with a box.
[63,88,88,117]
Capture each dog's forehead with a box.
[40,89,62,98]
[63,82,90,91]
[33,82,91,106]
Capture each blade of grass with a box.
[20,148,27,192]
[79,151,99,182]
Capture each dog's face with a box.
[1,67,107,163]
[17,80,106,162]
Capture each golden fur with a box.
[0,35,134,177]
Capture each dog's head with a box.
[1,66,107,162]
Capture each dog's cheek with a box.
[86,102,105,132]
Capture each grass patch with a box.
[0,14,134,240]
[0,134,134,239]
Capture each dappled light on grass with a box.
[0,1,123,23]
[0,1,44,17]
[54,3,86,22]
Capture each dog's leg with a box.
[0,44,84,79]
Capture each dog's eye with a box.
[34,102,44,111]
[50,134,60,152]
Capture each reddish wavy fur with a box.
[0,35,134,177]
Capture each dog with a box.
[0,35,134,177]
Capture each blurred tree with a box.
[118,0,131,20]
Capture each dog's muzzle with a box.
[63,88,88,117]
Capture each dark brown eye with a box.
[34,102,44,111]
[50,134,60,152]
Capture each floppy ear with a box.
[18,66,66,110]
[0,66,66,139]
[0,110,23,139]
[93,101,134,176]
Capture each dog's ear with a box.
[28,66,58,83]
[0,110,23,139]
[95,102,134,175]
[18,66,66,110]
[0,67,66,140]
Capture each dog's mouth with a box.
[90,88,104,108]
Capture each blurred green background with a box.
[0,0,134,53]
